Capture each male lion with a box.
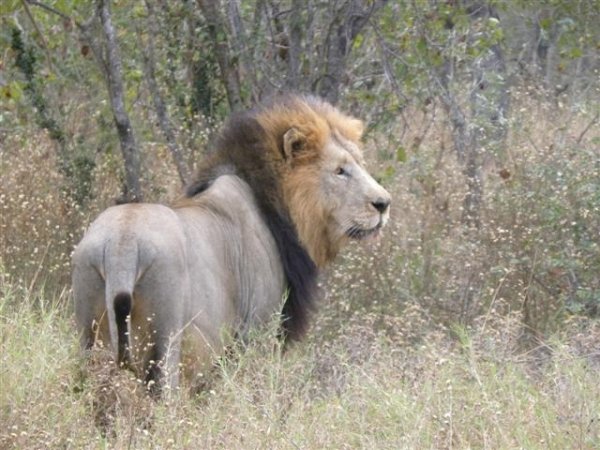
[72,95,391,392]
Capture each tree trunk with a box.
[463,1,510,228]
[286,0,303,90]
[433,1,510,229]
[142,0,191,185]
[196,0,243,112]
[317,0,387,105]
[98,0,142,202]
[227,0,260,103]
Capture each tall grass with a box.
[1,91,599,447]
[1,274,598,448]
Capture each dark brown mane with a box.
[184,97,319,343]
[186,111,281,208]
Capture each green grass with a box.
[1,274,598,449]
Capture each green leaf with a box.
[539,17,553,31]
[377,165,396,184]
[353,33,364,50]
[568,47,583,59]
[0,0,20,15]
[396,146,407,163]
[129,69,143,83]
[416,37,427,55]
[133,4,146,18]
[7,81,24,101]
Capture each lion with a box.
[72,94,391,393]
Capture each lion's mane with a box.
[183,95,364,342]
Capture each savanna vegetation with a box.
[1,0,599,448]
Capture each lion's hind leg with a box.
[73,265,110,352]
[134,287,185,396]
[142,332,182,397]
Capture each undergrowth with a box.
[1,91,599,447]
[0,274,598,448]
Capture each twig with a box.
[531,275,560,299]
[26,1,105,67]
[25,0,71,21]
[479,269,511,336]
[21,0,56,74]
[576,111,599,145]
[140,0,190,185]
[28,242,51,293]
[526,134,540,154]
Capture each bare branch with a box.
[317,0,388,104]
[227,0,260,103]
[26,1,107,76]
[98,0,142,202]
[370,17,411,131]
[21,0,57,74]
[576,111,599,145]
[196,0,243,111]
[141,0,191,185]
[285,0,303,90]
[25,0,71,21]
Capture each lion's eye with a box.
[336,167,348,177]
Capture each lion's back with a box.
[176,175,287,326]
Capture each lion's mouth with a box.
[346,222,383,240]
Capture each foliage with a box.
[11,27,64,144]
[1,0,598,329]
[9,25,96,205]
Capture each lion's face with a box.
[282,127,391,267]
[318,132,391,241]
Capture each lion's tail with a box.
[111,292,132,365]
[103,241,138,366]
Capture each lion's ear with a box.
[283,128,306,162]
[352,119,365,139]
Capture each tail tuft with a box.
[113,292,132,365]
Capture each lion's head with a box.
[255,95,391,267]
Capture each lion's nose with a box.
[371,198,390,214]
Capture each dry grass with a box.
[0,273,598,449]
[1,91,599,448]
